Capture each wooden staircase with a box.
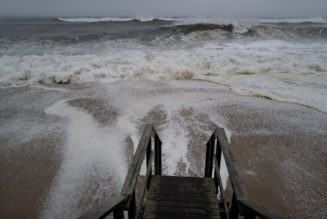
[144,175,220,219]
[79,125,279,219]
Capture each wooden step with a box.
[143,175,221,219]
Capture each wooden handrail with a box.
[79,124,279,219]
[216,127,248,201]
[205,126,280,219]
[78,124,162,219]
[121,125,152,196]
[135,152,154,218]
[214,156,230,219]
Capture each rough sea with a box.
[1,16,327,112]
[1,16,327,218]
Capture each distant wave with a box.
[260,17,327,24]
[57,17,176,23]
[161,23,235,34]
[58,17,134,22]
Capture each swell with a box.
[2,22,326,47]
[57,17,175,24]
[245,24,327,40]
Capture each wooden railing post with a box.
[78,125,164,219]
[244,213,256,219]
[113,204,124,219]
[215,135,222,168]
[127,191,136,219]
[154,134,162,175]
[146,137,151,168]
[205,135,215,178]
[214,136,222,193]
[209,135,215,177]
[230,193,239,219]
[205,141,210,177]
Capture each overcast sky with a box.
[1,0,326,18]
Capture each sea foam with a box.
[42,99,128,218]
[1,39,326,113]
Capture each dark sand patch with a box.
[138,104,168,135]
[173,107,217,176]
[0,137,62,218]
[68,98,117,127]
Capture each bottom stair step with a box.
[143,175,221,219]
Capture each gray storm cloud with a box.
[0,0,326,17]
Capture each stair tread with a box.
[143,175,221,219]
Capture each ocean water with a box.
[1,16,327,218]
[0,16,327,113]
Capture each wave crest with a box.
[57,17,175,23]
[260,17,327,24]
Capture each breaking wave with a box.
[260,17,327,24]
[1,17,327,114]
[1,39,326,113]
[57,17,176,23]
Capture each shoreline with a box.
[2,76,327,115]
[0,80,326,218]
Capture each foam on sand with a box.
[42,99,127,218]
[40,82,232,217]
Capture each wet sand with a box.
[0,81,326,218]
[0,86,67,218]
[219,103,327,218]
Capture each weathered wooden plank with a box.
[216,127,248,201]
[149,183,217,192]
[146,137,152,168]
[149,178,216,189]
[214,156,230,219]
[121,125,153,196]
[143,212,220,219]
[149,185,216,193]
[150,179,215,187]
[144,200,219,209]
[77,193,129,219]
[150,181,215,186]
[205,141,211,177]
[127,191,135,219]
[150,175,215,183]
[154,134,162,175]
[147,194,219,203]
[150,179,216,186]
[148,191,218,199]
[208,134,216,177]
[135,152,153,219]
[144,206,220,216]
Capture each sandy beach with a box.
[0,80,326,218]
